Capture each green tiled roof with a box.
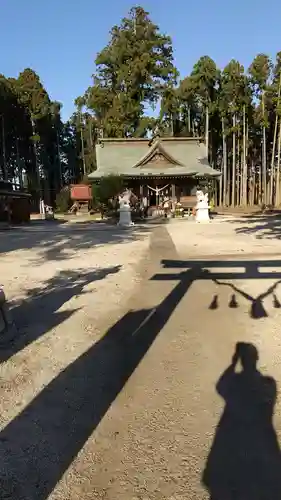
[88,137,220,179]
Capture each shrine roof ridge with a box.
[97,136,204,143]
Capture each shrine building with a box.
[88,136,220,206]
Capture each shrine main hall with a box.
[88,136,220,205]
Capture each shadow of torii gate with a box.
[152,259,281,319]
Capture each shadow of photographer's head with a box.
[236,342,258,372]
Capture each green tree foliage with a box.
[0,69,82,206]
[178,76,201,136]
[93,174,124,206]
[155,51,281,207]
[81,6,177,138]
[55,186,71,213]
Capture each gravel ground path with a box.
[2,218,281,499]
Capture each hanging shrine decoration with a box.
[147,184,170,197]
[147,184,170,211]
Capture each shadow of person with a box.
[202,342,281,500]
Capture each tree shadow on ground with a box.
[0,266,194,500]
[230,213,281,240]
[0,222,151,262]
[202,342,281,500]
[0,266,121,363]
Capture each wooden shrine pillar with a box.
[171,183,176,200]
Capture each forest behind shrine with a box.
[1,5,281,207]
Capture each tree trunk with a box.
[231,114,236,207]
[170,113,174,136]
[270,116,278,205]
[31,117,41,208]
[227,178,231,206]
[187,106,191,134]
[272,72,281,206]
[259,158,262,205]
[242,106,247,206]
[249,159,255,206]
[239,143,243,206]
[56,131,62,188]
[205,106,209,160]
[262,91,267,203]
[1,115,7,180]
[219,176,223,207]
[275,119,281,206]
[222,117,227,206]
[237,136,240,205]
[249,175,254,206]
[16,139,23,187]
[80,117,86,175]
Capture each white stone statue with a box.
[118,190,134,227]
[195,190,210,223]
[119,189,131,207]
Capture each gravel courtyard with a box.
[1,214,281,499]
[0,223,151,427]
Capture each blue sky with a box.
[1,0,281,121]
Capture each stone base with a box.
[195,207,210,223]
[41,213,54,221]
[117,221,135,227]
[118,207,134,227]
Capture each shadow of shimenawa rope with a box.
[211,279,281,319]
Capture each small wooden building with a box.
[88,136,220,207]
[0,181,31,224]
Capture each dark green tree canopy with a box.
[0,68,82,201]
[82,6,177,137]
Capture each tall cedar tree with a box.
[83,6,177,137]
[0,69,82,204]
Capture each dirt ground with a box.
[0,223,151,426]
[1,215,281,499]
